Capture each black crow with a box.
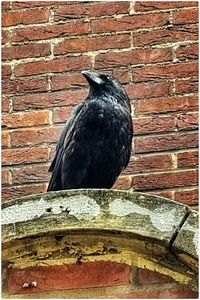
[47,70,133,191]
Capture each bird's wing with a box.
[47,103,84,191]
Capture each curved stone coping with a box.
[2,189,198,291]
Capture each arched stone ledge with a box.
[2,189,198,296]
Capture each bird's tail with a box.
[47,173,61,192]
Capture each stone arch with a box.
[2,189,198,297]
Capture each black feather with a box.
[47,71,133,191]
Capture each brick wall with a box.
[2,1,198,207]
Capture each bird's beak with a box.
[82,70,104,85]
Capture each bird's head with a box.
[82,70,131,110]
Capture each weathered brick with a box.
[134,132,198,153]
[54,2,129,20]
[133,116,176,134]
[176,112,198,131]
[92,13,169,33]
[176,43,198,61]
[2,29,9,45]
[14,56,91,77]
[123,154,173,174]
[2,8,50,27]
[11,126,62,147]
[2,1,10,10]
[53,106,74,123]
[2,146,49,166]
[51,72,88,91]
[174,189,198,205]
[2,131,10,148]
[177,150,198,168]
[11,21,89,42]
[2,169,11,185]
[2,65,11,79]
[112,69,130,84]
[175,77,198,95]
[3,76,49,95]
[134,25,198,46]
[8,262,131,294]
[12,165,50,184]
[138,269,173,284]
[132,62,198,82]
[126,82,171,100]
[2,183,46,202]
[2,96,10,112]
[55,34,130,55]
[135,1,198,12]
[2,110,50,129]
[132,170,198,190]
[113,176,132,190]
[2,43,51,61]
[95,48,172,69]
[173,8,198,25]
[134,95,198,115]
[13,90,87,111]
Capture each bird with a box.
[47,70,133,191]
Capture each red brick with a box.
[112,69,130,84]
[2,43,51,61]
[92,13,169,33]
[2,29,9,45]
[2,169,11,185]
[1,131,10,148]
[2,147,49,166]
[134,132,198,153]
[177,150,198,168]
[135,1,198,12]
[95,48,172,69]
[2,8,50,27]
[134,25,198,46]
[134,116,176,135]
[176,112,198,131]
[10,126,62,147]
[2,183,46,203]
[132,170,198,190]
[174,189,198,205]
[132,62,198,82]
[138,269,173,284]
[12,165,50,184]
[149,190,174,200]
[2,96,10,112]
[8,262,131,294]
[51,72,87,91]
[173,8,198,25]
[2,110,50,129]
[134,95,198,116]
[53,106,74,123]
[54,2,129,20]
[2,65,11,79]
[13,90,87,111]
[113,176,132,190]
[176,43,198,61]
[55,34,130,55]
[14,56,91,77]
[123,154,173,174]
[3,76,49,95]
[12,1,68,9]
[126,82,171,100]
[11,21,89,42]
[175,77,198,95]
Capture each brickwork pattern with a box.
[2,1,198,208]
